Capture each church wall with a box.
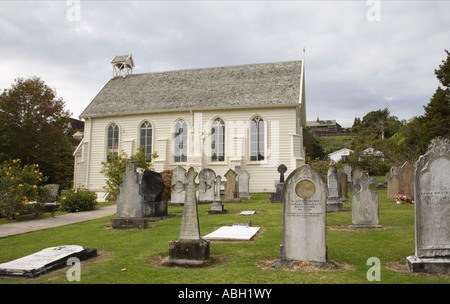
[74,106,304,193]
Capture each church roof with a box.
[80,60,302,118]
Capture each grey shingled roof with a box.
[80,60,301,118]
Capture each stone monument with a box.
[223,169,241,203]
[236,166,251,200]
[337,169,348,202]
[398,161,415,198]
[164,167,210,266]
[327,163,342,212]
[351,171,382,228]
[141,170,167,217]
[274,164,331,267]
[171,166,187,206]
[406,137,450,273]
[343,163,352,183]
[271,164,287,204]
[208,175,226,214]
[198,168,216,203]
[386,166,399,198]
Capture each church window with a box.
[211,118,225,162]
[174,120,188,162]
[250,117,264,161]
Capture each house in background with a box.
[306,117,343,137]
[328,148,353,163]
[73,54,306,193]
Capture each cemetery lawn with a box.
[1,184,449,284]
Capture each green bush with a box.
[0,159,50,220]
[58,189,97,212]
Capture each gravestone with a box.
[171,166,187,206]
[0,245,97,278]
[386,166,399,198]
[114,158,144,219]
[164,167,210,266]
[111,159,171,229]
[208,175,226,214]
[351,171,382,228]
[223,169,241,203]
[406,137,450,273]
[327,164,342,212]
[337,169,348,202]
[271,164,287,203]
[198,168,216,203]
[274,164,331,267]
[351,167,363,192]
[236,166,251,200]
[343,163,352,183]
[141,170,167,217]
[398,161,415,198]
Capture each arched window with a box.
[174,120,188,162]
[211,118,225,162]
[107,123,119,161]
[140,121,153,161]
[250,117,264,161]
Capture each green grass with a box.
[0,189,449,284]
[316,136,354,153]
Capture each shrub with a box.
[0,159,50,220]
[58,189,97,212]
[100,148,158,197]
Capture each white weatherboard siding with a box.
[75,106,304,193]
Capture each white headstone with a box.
[171,166,187,205]
[279,165,328,264]
[351,171,382,228]
[407,137,450,273]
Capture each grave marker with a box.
[327,164,342,212]
[275,164,330,267]
[171,166,187,206]
[406,137,450,273]
[223,169,241,203]
[351,171,382,228]
[198,168,216,203]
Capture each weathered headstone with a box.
[141,170,167,217]
[208,175,226,214]
[344,163,352,183]
[171,166,187,206]
[223,169,241,203]
[114,158,144,218]
[274,164,331,267]
[406,137,450,273]
[351,171,382,228]
[386,166,399,198]
[327,164,342,212]
[398,161,415,198]
[236,167,251,200]
[111,159,171,229]
[164,167,210,266]
[337,169,348,202]
[351,167,363,192]
[198,168,216,203]
[0,245,97,278]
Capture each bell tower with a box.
[111,54,134,78]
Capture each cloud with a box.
[0,1,448,127]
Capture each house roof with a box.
[306,120,337,127]
[80,60,302,118]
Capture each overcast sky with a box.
[0,1,449,127]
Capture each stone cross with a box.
[171,166,187,205]
[179,167,201,240]
[277,164,288,183]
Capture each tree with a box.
[416,50,450,152]
[0,77,73,188]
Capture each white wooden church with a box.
[73,53,306,193]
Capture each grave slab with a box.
[203,225,260,241]
[0,245,97,278]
